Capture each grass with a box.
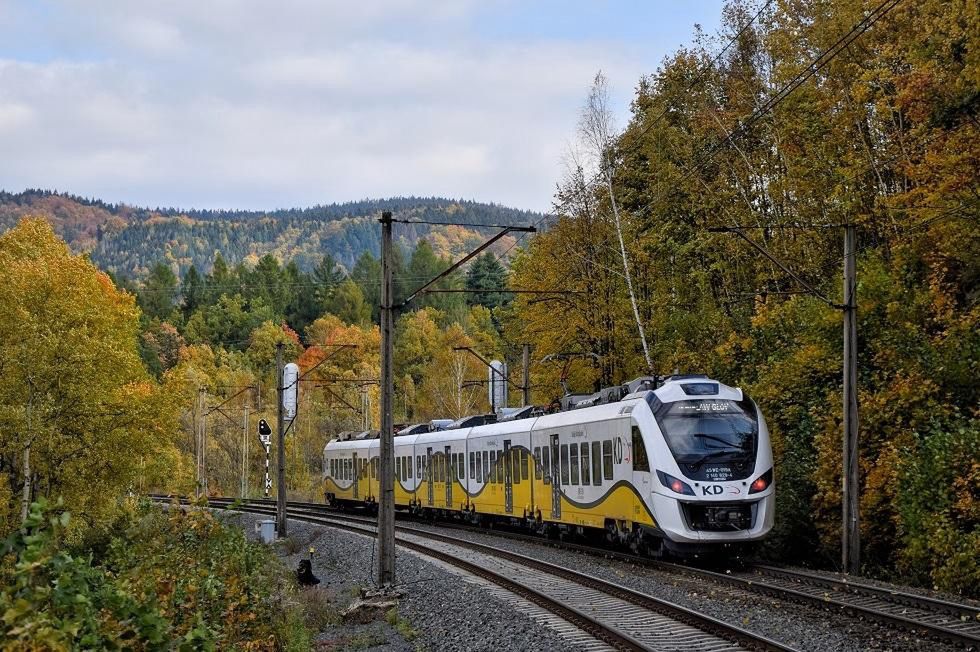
[386,608,419,642]
[345,632,386,650]
[300,586,341,629]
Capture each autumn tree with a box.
[0,218,182,527]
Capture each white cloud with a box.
[0,1,678,211]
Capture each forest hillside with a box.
[0,190,543,278]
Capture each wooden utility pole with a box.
[378,210,396,586]
[522,344,531,406]
[276,341,287,537]
[842,223,860,574]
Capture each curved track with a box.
[156,496,980,649]
[155,496,793,652]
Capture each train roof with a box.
[414,428,469,444]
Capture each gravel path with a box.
[218,510,591,652]
[381,518,965,652]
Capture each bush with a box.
[0,499,169,650]
[0,498,311,650]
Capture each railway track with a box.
[156,495,980,649]
[155,495,792,652]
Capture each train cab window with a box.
[541,447,551,484]
[469,452,475,479]
[631,425,650,472]
[591,442,602,486]
[533,447,541,479]
[483,451,490,482]
[602,440,613,480]
[580,443,590,485]
[569,444,580,485]
[521,450,529,481]
[560,445,570,485]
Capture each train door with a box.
[550,434,561,519]
[629,421,651,510]
[503,440,513,514]
[426,447,434,506]
[444,446,453,507]
[352,452,359,499]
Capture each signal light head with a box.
[749,468,773,494]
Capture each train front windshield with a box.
[654,399,758,466]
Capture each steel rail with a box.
[153,495,980,648]
[155,496,786,651]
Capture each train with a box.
[322,374,774,557]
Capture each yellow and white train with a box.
[323,375,774,555]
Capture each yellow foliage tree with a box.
[0,218,182,530]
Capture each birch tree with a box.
[580,72,653,373]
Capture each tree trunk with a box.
[606,174,653,373]
[21,392,34,522]
[20,446,31,521]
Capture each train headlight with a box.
[656,470,695,496]
[749,468,773,494]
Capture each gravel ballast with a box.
[371,517,966,652]
[219,510,592,652]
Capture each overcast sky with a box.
[0,1,724,212]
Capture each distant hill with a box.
[0,189,545,278]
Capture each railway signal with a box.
[258,418,272,497]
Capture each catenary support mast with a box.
[377,211,396,586]
[842,223,860,574]
[276,341,287,537]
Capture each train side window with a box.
[580,443,590,485]
[458,453,464,480]
[602,440,613,480]
[469,452,475,479]
[533,447,541,479]
[396,458,401,481]
[483,451,490,482]
[490,451,498,484]
[631,425,650,472]
[403,457,408,481]
[591,442,601,486]
[521,450,529,481]
[541,447,551,484]
[476,451,483,483]
[560,445,570,485]
[510,450,519,485]
[569,444,580,485]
